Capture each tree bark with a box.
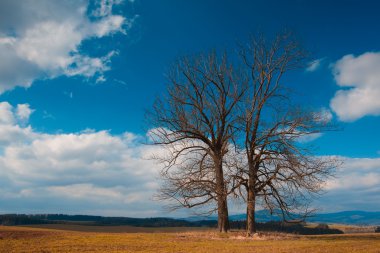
[215,157,229,233]
[246,185,256,236]
[217,194,229,232]
[246,163,256,236]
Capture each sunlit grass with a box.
[0,225,379,253]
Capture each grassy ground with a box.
[1,225,380,253]
[21,224,212,233]
[329,224,376,233]
[306,223,376,233]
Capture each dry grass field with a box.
[1,225,380,253]
[22,224,212,233]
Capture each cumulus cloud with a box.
[0,102,378,215]
[0,0,130,93]
[319,156,380,211]
[330,52,380,121]
[0,102,16,125]
[325,157,380,190]
[0,102,166,216]
[16,104,34,122]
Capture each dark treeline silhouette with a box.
[0,214,213,227]
[0,214,343,235]
[229,220,343,235]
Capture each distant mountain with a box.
[0,213,345,235]
[185,210,281,222]
[186,210,281,222]
[0,214,216,227]
[308,211,380,225]
[1,210,379,227]
[186,210,380,225]
[229,210,282,222]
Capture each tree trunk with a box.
[247,162,256,236]
[246,185,256,236]
[215,157,229,233]
[217,195,229,232]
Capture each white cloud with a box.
[314,107,333,123]
[296,132,323,143]
[0,102,16,125]
[0,102,379,215]
[330,52,380,121]
[93,0,124,17]
[0,102,168,216]
[306,58,323,72]
[325,157,380,190]
[0,0,130,93]
[318,156,380,211]
[16,104,34,122]
[0,102,34,126]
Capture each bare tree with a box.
[235,33,338,236]
[148,52,246,232]
[149,33,338,236]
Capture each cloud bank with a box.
[0,102,378,215]
[0,102,164,216]
[331,52,380,121]
[0,0,130,93]
[319,157,380,211]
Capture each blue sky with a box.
[0,0,379,217]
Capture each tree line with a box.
[0,214,344,235]
[148,32,339,236]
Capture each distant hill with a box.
[229,210,282,222]
[0,214,215,227]
[187,210,380,225]
[308,211,380,225]
[0,210,378,228]
[0,213,343,235]
[186,210,281,222]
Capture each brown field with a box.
[329,224,377,234]
[21,224,212,233]
[1,225,380,253]
[304,223,376,234]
